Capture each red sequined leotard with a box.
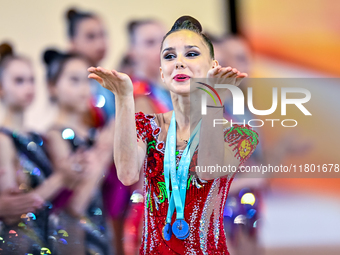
[135,112,259,255]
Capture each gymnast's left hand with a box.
[203,66,248,104]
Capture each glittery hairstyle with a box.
[66,8,96,38]
[160,16,214,59]
[43,49,88,85]
[0,43,30,86]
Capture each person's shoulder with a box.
[154,111,173,128]
[135,111,149,121]
[135,112,155,128]
[222,119,232,130]
[0,132,13,145]
[0,127,14,143]
[44,124,70,147]
[0,130,16,157]
[162,111,173,120]
[135,111,172,135]
[135,111,169,124]
[223,122,259,150]
[45,124,63,137]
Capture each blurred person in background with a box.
[121,18,173,255]
[128,19,172,114]
[66,8,112,123]
[43,49,113,255]
[117,53,135,78]
[65,8,130,255]
[210,34,265,255]
[213,35,252,76]
[0,43,82,255]
[210,34,311,255]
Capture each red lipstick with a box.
[173,74,190,82]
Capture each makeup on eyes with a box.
[163,50,200,60]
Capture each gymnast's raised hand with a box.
[88,67,133,98]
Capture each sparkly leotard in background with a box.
[0,128,55,255]
[135,112,259,254]
[49,127,112,255]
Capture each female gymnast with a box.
[43,49,112,255]
[88,16,259,254]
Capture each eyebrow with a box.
[185,45,199,49]
[162,47,175,53]
[162,45,200,53]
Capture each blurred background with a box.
[1,0,340,254]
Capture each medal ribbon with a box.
[164,111,201,223]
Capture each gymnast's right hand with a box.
[88,66,133,97]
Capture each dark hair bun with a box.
[171,16,202,33]
[127,20,138,34]
[66,8,78,21]
[162,16,214,59]
[65,8,94,38]
[43,49,62,65]
[0,43,14,60]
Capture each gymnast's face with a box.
[215,37,252,76]
[131,22,166,76]
[0,59,35,110]
[70,17,107,65]
[160,30,217,95]
[52,58,91,113]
